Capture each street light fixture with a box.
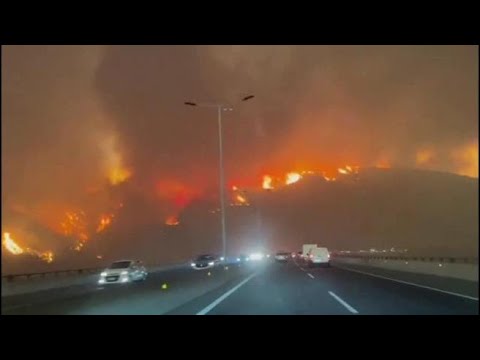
[184,95,255,260]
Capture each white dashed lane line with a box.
[328,291,359,314]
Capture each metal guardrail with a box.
[2,268,102,282]
[1,260,191,282]
[331,254,478,265]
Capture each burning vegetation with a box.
[2,232,54,263]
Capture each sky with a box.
[2,45,478,258]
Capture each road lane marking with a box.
[307,273,315,279]
[196,272,258,315]
[328,291,359,314]
[336,266,479,301]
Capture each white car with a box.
[306,247,331,267]
[275,252,289,262]
[98,260,148,285]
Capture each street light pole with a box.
[217,105,227,260]
[184,95,254,260]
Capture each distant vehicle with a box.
[191,254,221,270]
[306,247,330,267]
[98,260,147,285]
[275,252,290,262]
[249,252,265,261]
[236,254,249,263]
[302,244,317,259]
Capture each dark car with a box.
[190,254,220,270]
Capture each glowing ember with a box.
[236,194,247,203]
[232,185,238,191]
[40,251,54,264]
[109,166,132,185]
[262,175,274,190]
[165,215,179,226]
[2,232,24,255]
[324,176,336,182]
[338,168,349,175]
[286,172,302,185]
[97,214,114,233]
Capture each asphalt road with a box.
[2,260,478,315]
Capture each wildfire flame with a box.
[262,175,274,190]
[285,172,302,185]
[165,215,179,226]
[40,251,54,264]
[338,165,359,175]
[109,167,132,186]
[97,214,114,233]
[2,232,54,263]
[60,210,89,251]
[236,194,247,204]
[2,232,24,255]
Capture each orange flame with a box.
[236,194,247,204]
[3,232,54,263]
[2,232,24,255]
[285,172,302,185]
[109,167,132,186]
[97,214,113,233]
[40,251,54,264]
[165,215,179,226]
[262,175,274,190]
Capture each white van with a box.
[302,244,318,259]
[306,247,330,267]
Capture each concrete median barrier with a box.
[332,256,478,282]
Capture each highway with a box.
[2,260,478,315]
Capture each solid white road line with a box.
[307,273,315,279]
[196,272,258,315]
[328,291,359,314]
[335,265,478,301]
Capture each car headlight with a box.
[121,270,129,275]
[220,257,225,261]
[236,258,241,262]
[191,262,196,267]
[249,253,264,261]
[208,261,214,266]
[100,272,107,277]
